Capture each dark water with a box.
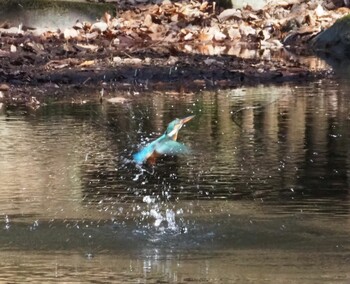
[1,80,350,283]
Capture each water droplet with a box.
[85,253,94,259]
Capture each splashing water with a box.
[142,195,182,232]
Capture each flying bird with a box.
[133,115,194,165]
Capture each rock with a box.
[311,14,350,58]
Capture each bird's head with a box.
[165,115,194,140]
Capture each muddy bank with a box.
[0,40,330,107]
[0,0,345,105]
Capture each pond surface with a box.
[1,80,350,283]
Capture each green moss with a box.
[335,13,350,24]
[311,13,350,57]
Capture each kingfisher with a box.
[133,115,194,165]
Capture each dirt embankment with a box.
[0,0,348,105]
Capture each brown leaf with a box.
[198,28,214,41]
[63,43,76,53]
[0,83,10,91]
[315,4,326,17]
[171,14,179,22]
[64,28,79,39]
[103,12,112,26]
[10,44,17,53]
[239,23,256,37]
[73,21,84,30]
[184,32,194,41]
[123,58,142,65]
[75,43,99,52]
[214,30,226,41]
[305,12,315,26]
[110,18,121,29]
[79,60,95,67]
[199,1,209,11]
[24,41,45,54]
[205,26,226,41]
[91,22,108,33]
[144,14,153,28]
[218,9,242,22]
[84,32,99,40]
[227,27,241,40]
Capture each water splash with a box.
[132,163,155,181]
[141,195,184,232]
[29,220,39,231]
[165,209,176,231]
[4,215,10,230]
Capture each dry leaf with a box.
[315,4,324,17]
[64,28,79,39]
[73,21,84,30]
[110,18,121,29]
[25,42,44,53]
[113,56,122,63]
[103,12,112,26]
[218,9,242,22]
[84,32,99,40]
[76,44,99,51]
[10,44,17,53]
[214,30,226,41]
[184,32,194,40]
[204,58,224,65]
[144,14,153,28]
[199,1,209,11]
[91,22,108,33]
[239,23,256,37]
[206,26,226,41]
[198,28,214,41]
[227,27,241,40]
[112,38,120,46]
[123,58,142,65]
[148,23,161,34]
[0,83,10,91]
[171,14,179,22]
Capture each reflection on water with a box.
[0,80,350,282]
[178,44,330,71]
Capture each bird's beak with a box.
[168,115,195,139]
[180,115,195,125]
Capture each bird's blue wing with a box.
[155,140,190,156]
[133,141,157,164]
